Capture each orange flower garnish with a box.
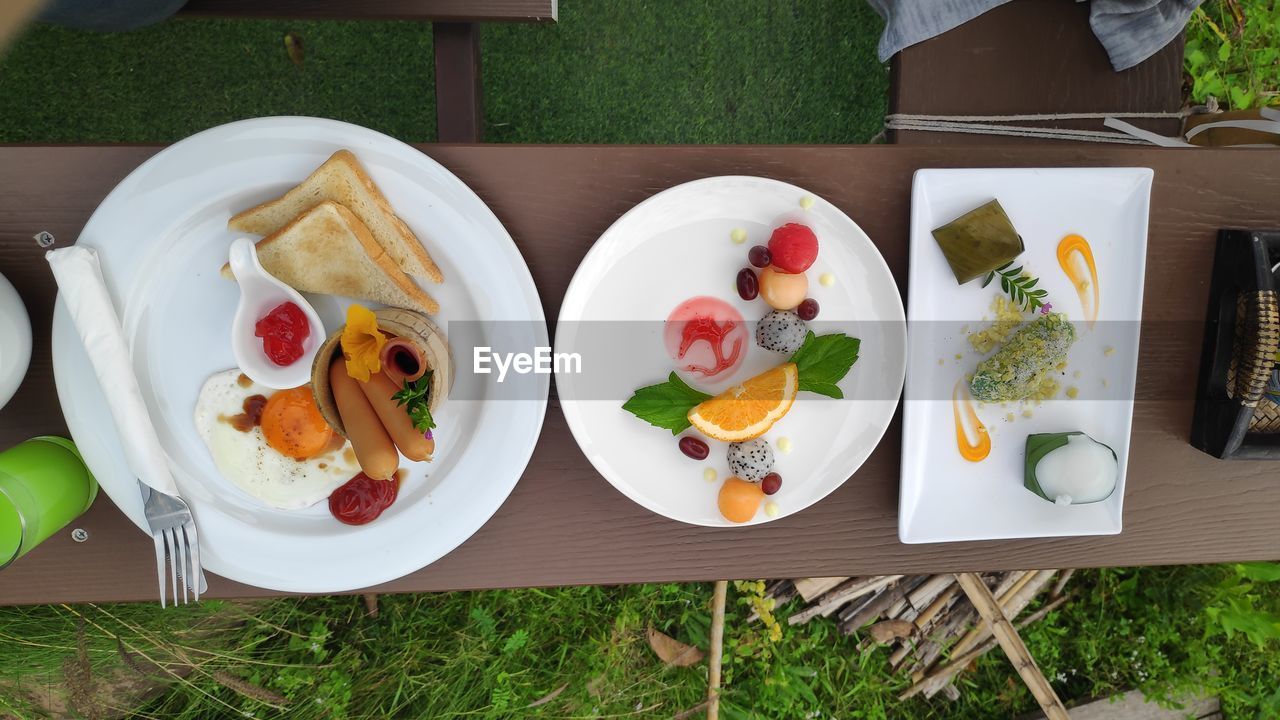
[341,304,387,383]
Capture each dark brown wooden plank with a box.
[890,0,1185,145]
[179,0,556,22]
[1,144,1278,605]
[434,23,484,143]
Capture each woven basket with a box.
[1224,290,1280,431]
[310,308,452,437]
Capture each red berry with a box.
[679,436,709,460]
[736,268,759,301]
[767,223,818,273]
[748,245,771,268]
[797,298,819,321]
[761,472,782,495]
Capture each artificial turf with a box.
[0,0,888,145]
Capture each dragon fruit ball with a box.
[727,438,775,481]
[755,310,807,354]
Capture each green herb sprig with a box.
[392,371,436,433]
[789,331,860,399]
[983,262,1048,312]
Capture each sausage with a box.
[329,358,398,480]
[358,371,435,462]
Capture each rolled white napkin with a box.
[47,246,179,496]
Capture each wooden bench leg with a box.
[433,22,483,143]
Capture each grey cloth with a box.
[867,0,1203,71]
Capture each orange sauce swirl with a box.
[952,380,990,462]
[1057,234,1099,327]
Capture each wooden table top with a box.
[1,144,1278,606]
[890,0,1185,145]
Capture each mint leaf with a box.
[622,372,711,434]
[393,372,435,432]
[789,332,860,399]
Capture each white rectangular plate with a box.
[900,167,1152,544]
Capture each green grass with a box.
[2,568,1278,718]
[0,0,888,144]
[1185,0,1280,109]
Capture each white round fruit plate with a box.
[555,176,906,527]
[52,117,548,592]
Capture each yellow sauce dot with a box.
[1022,409,1034,418]
[954,353,963,360]
[703,468,718,483]
[819,273,835,287]
[1103,346,1116,357]
[1005,412,1015,422]
[776,437,793,454]
[730,228,747,244]
[1073,370,1082,379]
[799,196,815,210]
[764,501,780,518]
[1065,386,1079,399]
[938,358,945,366]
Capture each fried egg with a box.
[194,369,360,510]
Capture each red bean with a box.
[736,268,758,301]
[679,436,709,460]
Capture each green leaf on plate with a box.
[621,372,711,434]
[790,332,860,399]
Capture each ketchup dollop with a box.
[329,473,399,526]
[255,301,310,366]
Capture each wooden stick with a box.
[915,584,960,631]
[989,570,1033,602]
[1050,569,1075,599]
[952,570,1055,657]
[909,592,1073,700]
[906,574,955,613]
[900,588,961,675]
[909,605,976,681]
[788,575,902,626]
[792,576,850,603]
[998,570,1039,605]
[951,573,1069,719]
[840,575,929,633]
[707,580,728,720]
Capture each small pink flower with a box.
[424,429,434,440]
[1040,302,1053,314]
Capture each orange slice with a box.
[687,363,798,442]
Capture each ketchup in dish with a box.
[255,301,310,366]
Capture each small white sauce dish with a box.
[228,237,325,389]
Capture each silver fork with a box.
[140,481,206,607]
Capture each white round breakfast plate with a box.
[52,117,548,592]
[555,176,906,527]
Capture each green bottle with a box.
[0,436,97,569]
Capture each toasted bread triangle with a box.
[229,150,444,284]
[222,201,439,315]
